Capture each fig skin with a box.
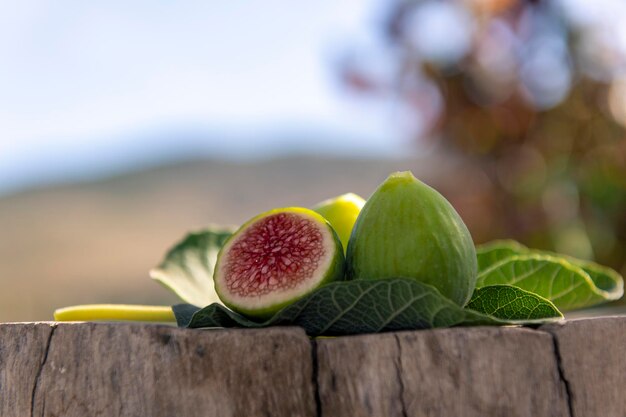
[313,193,366,253]
[346,171,477,306]
[214,207,345,319]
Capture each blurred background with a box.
[1,0,625,322]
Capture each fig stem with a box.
[53,304,176,323]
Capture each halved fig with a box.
[214,207,345,319]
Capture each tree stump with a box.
[1,317,624,417]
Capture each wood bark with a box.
[1,317,625,417]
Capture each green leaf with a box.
[570,258,623,294]
[476,254,622,311]
[476,240,529,271]
[476,240,624,310]
[172,304,202,327]
[149,226,234,307]
[466,285,562,320]
[174,278,560,337]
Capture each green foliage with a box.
[173,278,560,337]
[466,285,562,321]
[476,240,529,271]
[157,232,622,336]
[149,226,234,307]
[476,240,623,310]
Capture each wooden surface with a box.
[542,317,626,417]
[2,323,315,417]
[317,328,568,417]
[0,323,54,417]
[1,318,625,417]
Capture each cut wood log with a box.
[542,316,626,417]
[0,323,54,417]
[1,317,626,417]
[0,323,315,417]
[316,327,569,417]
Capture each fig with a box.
[346,171,477,306]
[214,207,345,319]
[313,193,366,252]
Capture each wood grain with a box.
[542,316,626,417]
[316,333,403,417]
[0,323,316,417]
[317,327,569,417]
[2,318,626,417]
[0,323,54,417]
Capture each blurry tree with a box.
[340,0,626,276]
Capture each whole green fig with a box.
[346,171,477,306]
[312,193,366,253]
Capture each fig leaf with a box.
[466,284,562,320]
[174,278,561,337]
[150,226,235,307]
[476,242,623,311]
[477,240,623,295]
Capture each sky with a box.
[0,0,408,195]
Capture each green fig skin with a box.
[312,193,366,253]
[346,171,477,306]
